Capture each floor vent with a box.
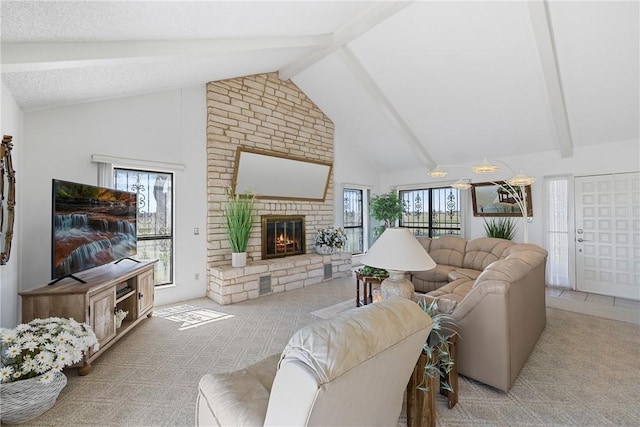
[324,263,333,280]
[259,276,272,295]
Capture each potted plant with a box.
[370,191,404,237]
[314,227,347,254]
[417,299,457,395]
[483,217,517,240]
[0,317,99,424]
[355,265,389,280]
[225,189,256,267]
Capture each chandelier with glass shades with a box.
[428,158,535,242]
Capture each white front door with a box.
[574,172,640,300]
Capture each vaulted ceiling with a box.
[2,1,638,174]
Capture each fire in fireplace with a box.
[262,215,305,259]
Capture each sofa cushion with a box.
[412,264,457,292]
[197,354,280,426]
[448,268,482,282]
[426,236,466,267]
[462,237,514,271]
[426,278,474,305]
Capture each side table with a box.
[406,333,458,427]
[355,273,383,307]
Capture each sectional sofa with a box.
[411,236,548,392]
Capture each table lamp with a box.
[360,228,436,300]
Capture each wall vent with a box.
[259,275,272,295]
[324,263,333,280]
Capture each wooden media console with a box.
[19,259,157,375]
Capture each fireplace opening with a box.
[262,215,305,259]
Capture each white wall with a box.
[332,126,381,228]
[381,139,640,246]
[1,82,24,328]
[21,87,207,307]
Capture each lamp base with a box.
[380,270,415,300]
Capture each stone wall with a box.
[206,72,351,304]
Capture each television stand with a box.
[47,273,87,286]
[115,257,141,264]
[20,260,157,375]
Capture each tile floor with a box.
[545,286,640,324]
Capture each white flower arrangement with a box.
[0,317,99,384]
[314,227,347,249]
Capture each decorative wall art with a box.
[471,181,532,217]
[1,135,16,265]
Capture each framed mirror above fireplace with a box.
[232,148,332,201]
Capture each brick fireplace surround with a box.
[206,73,352,304]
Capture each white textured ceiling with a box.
[1,1,638,174]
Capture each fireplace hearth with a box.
[262,215,305,259]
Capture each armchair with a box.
[196,298,433,426]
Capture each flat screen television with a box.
[51,179,137,283]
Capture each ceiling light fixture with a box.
[428,167,448,178]
[507,171,535,186]
[451,178,471,190]
[471,158,499,175]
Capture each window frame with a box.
[114,167,176,287]
[399,186,462,238]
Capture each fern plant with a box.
[483,217,517,240]
[225,189,255,253]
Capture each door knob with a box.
[577,238,588,242]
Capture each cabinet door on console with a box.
[137,268,154,317]
[88,288,117,354]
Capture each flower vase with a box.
[315,246,336,255]
[0,372,67,424]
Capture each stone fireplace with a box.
[206,72,352,305]
[262,215,305,259]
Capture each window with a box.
[343,188,365,254]
[545,176,570,287]
[114,168,174,286]
[399,187,461,237]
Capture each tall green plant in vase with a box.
[225,189,255,267]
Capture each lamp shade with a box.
[360,228,436,272]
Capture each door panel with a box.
[575,172,639,300]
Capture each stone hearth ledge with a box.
[207,252,352,305]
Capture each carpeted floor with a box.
[23,275,640,426]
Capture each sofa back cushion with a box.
[427,236,466,267]
[463,237,514,271]
[264,298,433,427]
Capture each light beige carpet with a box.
[23,275,640,426]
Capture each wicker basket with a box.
[0,372,67,424]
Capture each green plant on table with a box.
[483,217,517,240]
[355,265,389,280]
[225,189,256,253]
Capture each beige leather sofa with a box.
[196,298,433,426]
[411,236,548,392]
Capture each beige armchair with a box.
[196,298,433,426]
